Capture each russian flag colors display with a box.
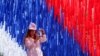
[0,0,100,56]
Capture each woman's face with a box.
[30,30,36,36]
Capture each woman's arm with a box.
[39,29,47,43]
[25,38,33,48]
[39,34,47,43]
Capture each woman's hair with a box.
[23,29,37,47]
[26,29,38,39]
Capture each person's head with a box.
[25,22,38,39]
[26,29,36,38]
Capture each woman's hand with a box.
[39,29,45,35]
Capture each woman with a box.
[24,22,47,56]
